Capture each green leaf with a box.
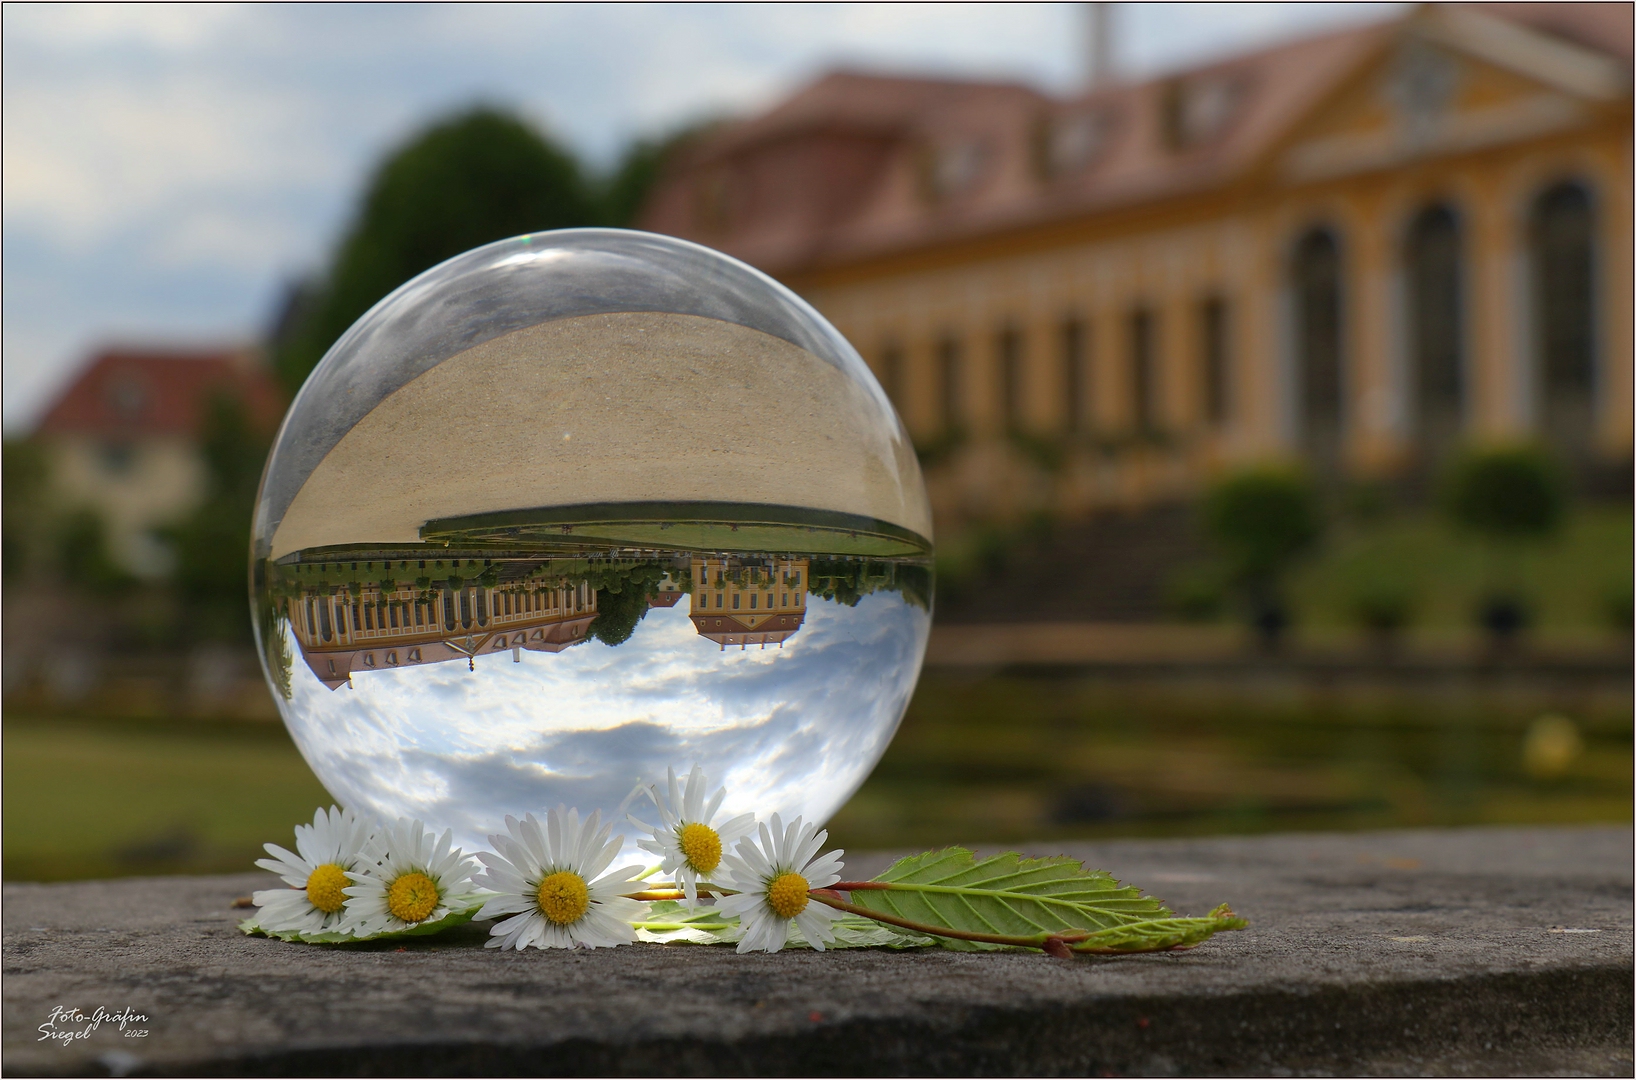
[1069,905,1248,954]
[632,900,742,945]
[849,847,1214,952]
[239,903,483,945]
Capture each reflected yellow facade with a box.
[286,580,597,689]
[687,557,809,649]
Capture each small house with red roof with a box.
[33,347,286,576]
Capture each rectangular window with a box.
[1061,317,1087,433]
[1200,295,1229,425]
[732,594,740,610]
[700,565,708,584]
[936,335,963,432]
[750,594,757,609]
[998,324,1024,431]
[781,593,787,606]
[389,605,399,629]
[1129,308,1157,434]
[364,605,374,630]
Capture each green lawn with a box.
[8,666,1629,881]
[3,718,331,881]
[1286,503,1632,638]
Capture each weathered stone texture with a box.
[5,826,1631,1076]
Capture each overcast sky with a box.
[1,2,1403,427]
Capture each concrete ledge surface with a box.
[4,825,1631,1077]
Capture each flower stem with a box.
[623,886,741,901]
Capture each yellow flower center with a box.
[536,871,590,925]
[386,872,440,923]
[677,822,723,874]
[304,863,349,914]
[766,872,810,919]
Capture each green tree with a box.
[599,120,719,227]
[2,438,48,581]
[165,393,272,641]
[587,561,670,646]
[274,108,598,392]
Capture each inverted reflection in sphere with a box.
[251,229,933,853]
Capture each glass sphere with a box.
[252,229,932,854]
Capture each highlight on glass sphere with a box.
[251,229,933,854]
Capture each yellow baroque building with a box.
[641,4,1632,524]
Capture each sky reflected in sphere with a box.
[251,229,932,854]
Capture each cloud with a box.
[1,3,1404,425]
[277,590,929,855]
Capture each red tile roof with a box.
[638,3,1631,277]
[35,348,287,438]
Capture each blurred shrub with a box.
[1340,478,1393,525]
[1202,467,1320,648]
[1164,564,1226,622]
[1605,584,1634,635]
[2,438,48,581]
[1442,445,1566,541]
[1008,430,1065,474]
[54,509,135,594]
[1442,445,1567,646]
[1476,593,1530,643]
[1349,571,1414,639]
[1202,467,1322,586]
[163,393,272,641]
[914,426,969,469]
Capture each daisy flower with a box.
[717,813,844,954]
[251,805,376,936]
[631,765,755,905]
[340,818,484,937]
[474,807,646,950]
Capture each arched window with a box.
[1292,228,1344,477]
[1128,307,1157,435]
[997,324,1024,431]
[1405,204,1464,469]
[1198,295,1229,426]
[1530,182,1596,461]
[1060,316,1088,433]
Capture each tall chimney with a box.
[1084,2,1114,89]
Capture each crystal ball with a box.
[252,229,933,854]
